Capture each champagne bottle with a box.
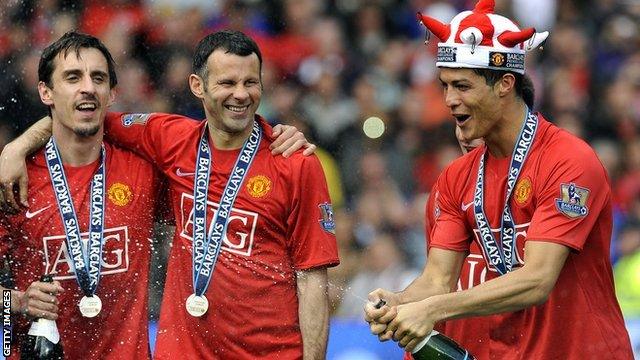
[373,299,475,360]
[410,330,476,360]
[21,275,64,360]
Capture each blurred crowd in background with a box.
[1,0,639,345]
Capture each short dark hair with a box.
[472,69,535,109]
[39,31,117,88]
[192,30,262,82]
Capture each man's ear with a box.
[497,73,516,97]
[38,81,54,106]
[189,73,205,99]
[107,87,116,107]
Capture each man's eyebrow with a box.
[439,78,466,86]
[450,80,469,86]
[61,69,82,77]
[90,70,108,78]
[61,69,108,78]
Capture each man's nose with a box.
[79,76,97,94]
[233,84,250,101]
[444,88,461,108]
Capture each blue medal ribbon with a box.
[473,110,538,275]
[192,121,261,297]
[44,137,106,296]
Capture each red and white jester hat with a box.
[417,0,548,74]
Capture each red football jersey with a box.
[0,143,160,359]
[425,114,633,359]
[105,112,340,359]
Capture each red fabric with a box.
[413,153,440,194]
[79,3,145,37]
[426,114,633,359]
[258,33,316,76]
[1,143,159,360]
[105,112,339,359]
[456,13,495,46]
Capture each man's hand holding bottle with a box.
[14,279,64,320]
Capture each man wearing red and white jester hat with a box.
[364,0,634,358]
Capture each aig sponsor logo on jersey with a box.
[456,254,488,291]
[179,193,258,257]
[471,222,529,273]
[43,226,130,280]
[556,183,589,218]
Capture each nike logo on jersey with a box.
[25,205,52,219]
[176,168,196,177]
[461,201,474,211]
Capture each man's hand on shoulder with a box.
[0,142,30,212]
[270,124,316,158]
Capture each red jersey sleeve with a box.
[104,112,201,171]
[425,182,439,248]
[526,136,610,251]
[429,166,473,252]
[286,154,340,270]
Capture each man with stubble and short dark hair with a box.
[0,30,161,359]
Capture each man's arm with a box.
[401,247,466,303]
[367,247,465,308]
[0,116,52,209]
[296,268,330,360]
[364,248,465,339]
[388,240,569,351]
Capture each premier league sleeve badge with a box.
[555,183,590,218]
[318,203,336,235]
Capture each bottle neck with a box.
[28,318,60,344]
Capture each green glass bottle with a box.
[410,330,476,360]
[373,299,475,360]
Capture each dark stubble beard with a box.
[74,124,101,137]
